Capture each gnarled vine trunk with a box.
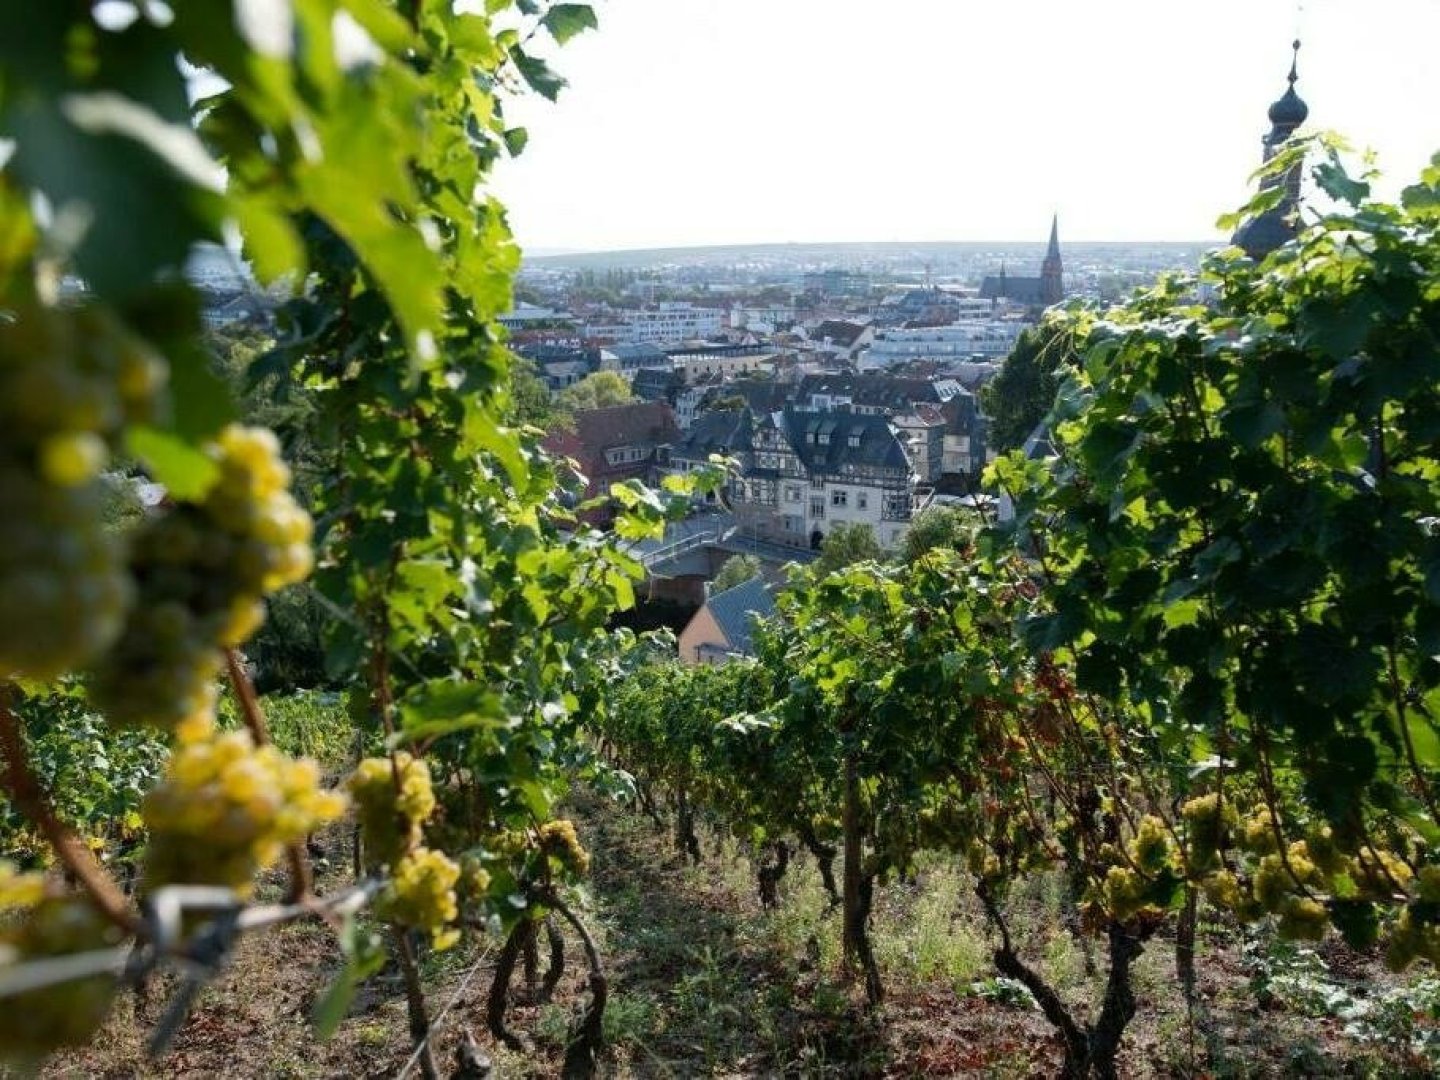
[485,919,531,1053]
[979,882,1153,1079]
[757,839,790,910]
[797,821,841,906]
[393,927,439,1080]
[674,787,702,864]
[841,756,883,1005]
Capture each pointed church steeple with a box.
[1234,41,1309,260]
[1040,214,1063,305]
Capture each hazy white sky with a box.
[493,0,1440,252]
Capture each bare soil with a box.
[40,794,1440,1079]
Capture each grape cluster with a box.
[379,847,461,950]
[0,867,123,1065]
[142,729,346,894]
[348,753,436,868]
[1179,793,1237,873]
[539,819,591,877]
[457,853,492,906]
[89,425,313,734]
[0,305,165,679]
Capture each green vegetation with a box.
[899,503,976,563]
[555,369,636,414]
[813,520,882,574]
[0,3,706,1074]
[712,553,763,593]
[981,322,1078,452]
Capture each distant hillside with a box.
[522,240,1213,274]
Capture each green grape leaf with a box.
[512,49,567,101]
[502,126,529,157]
[311,917,386,1039]
[124,426,219,500]
[541,4,598,45]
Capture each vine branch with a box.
[0,690,141,935]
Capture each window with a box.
[831,489,848,508]
[810,497,824,517]
[857,492,868,511]
[848,434,861,448]
[786,486,802,503]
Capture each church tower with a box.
[1039,214,1063,306]
[1233,41,1309,260]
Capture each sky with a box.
[493,0,1440,253]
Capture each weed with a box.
[967,975,1037,1009]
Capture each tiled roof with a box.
[705,576,775,656]
[797,373,958,410]
[782,409,910,475]
[547,402,677,458]
[719,378,793,414]
[673,408,753,458]
[810,320,870,348]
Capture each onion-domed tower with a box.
[1233,40,1309,260]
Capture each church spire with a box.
[1233,40,1309,260]
[1040,214,1063,306]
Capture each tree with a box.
[704,393,747,415]
[508,356,558,428]
[899,505,974,564]
[712,554,761,593]
[555,370,634,414]
[814,522,882,575]
[980,323,1076,452]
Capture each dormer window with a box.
[818,433,829,445]
[848,434,860,448]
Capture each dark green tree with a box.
[981,323,1076,452]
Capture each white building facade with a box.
[583,302,725,346]
[861,321,1025,370]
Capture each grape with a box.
[539,818,591,877]
[37,432,108,488]
[348,753,436,869]
[1276,896,1328,941]
[0,303,165,680]
[142,729,347,894]
[379,847,461,950]
[0,870,122,1066]
[0,466,131,679]
[457,853,492,906]
[1127,816,1174,875]
[88,425,313,732]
